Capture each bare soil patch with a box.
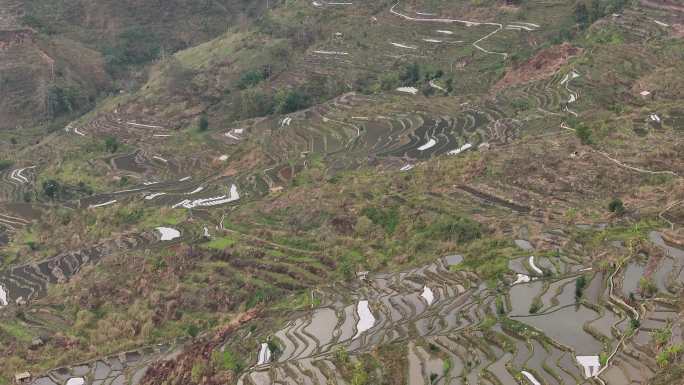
[494,43,582,90]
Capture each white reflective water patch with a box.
[529,256,543,275]
[417,138,437,151]
[512,274,531,285]
[390,42,417,50]
[521,371,541,385]
[421,286,434,305]
[88,200,117,209]
[66,378,85,385]
[145,192,166,200]
[396,87,418,95]
[156,227,181,241]
[172,184,240,209]
[448,143,472,155]
[0,284,8,307]
[576,355,601,377]
[354,300,376,339]
[187,187,204,195]
[400,164,415,172]
[313,50,349,55]
[257,343,272,365]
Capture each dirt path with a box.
[389,2,508,58]
[595,260,640,384]
[222,227,320,256]
[595,151,680,177]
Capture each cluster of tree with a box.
[47,84,88,118]
[575,0,628,28]
[41,179,93,200]
[227,75,345,122]
[236,66,273,90]
[102,27,163,76]
[374,62,453,96]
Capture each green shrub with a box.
[198,114,209,131]
[425,215,482,243]
[237,68,268,89]
[575,123,592,145]
[276,89,310,114]
[104,137,120,153]
[575,275,587,298]
[529,298,542,314]
[42,179,61,199]
[360,207,400,234]
[212,350,244,372]
[608,198,625,215]
[0,160,13,171]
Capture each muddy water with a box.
[488,352,515,384]
[0,232,154,306]
[527,340,559,385]
[305,307,337,347]
[622,262,646,297]
[509,280,543,315]
[515,239,534,251]
[32,343,177,385]
[588,309,621,338]
[515,305,602,354]
[539,277,575,310]
[585,272,604,304]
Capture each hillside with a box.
[1,1,684,385]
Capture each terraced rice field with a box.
[225,232,683,385]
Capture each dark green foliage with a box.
[48,85,84,117]
[575,0,627,28]
[42,179,60,199]
[425,215,482,243]
[185,324,200,337]
[529,299,542,314]
[102,27,161,75]
[0,160,13,171]
[575,123,592,144]
[575,275,587,298]
[400,63,421,86]
[104,137,120,153]
[608,198,625,215]
[198,114,209,131]
[276,89,310,114]
[237,67,271,90]
[361,207,400,234]
[496,296,506,315]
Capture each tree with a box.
[198,114,209,131]
[275,89,309,114]
[400,62,421,86]
[42,179,60,199]
[104,136,119,153]
[575,275,587,298]
[575,123,592,145]
[608,198,625,215]
[575,2,590,26]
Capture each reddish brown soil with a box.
[140,309,259,385]
[494,43,582,90]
